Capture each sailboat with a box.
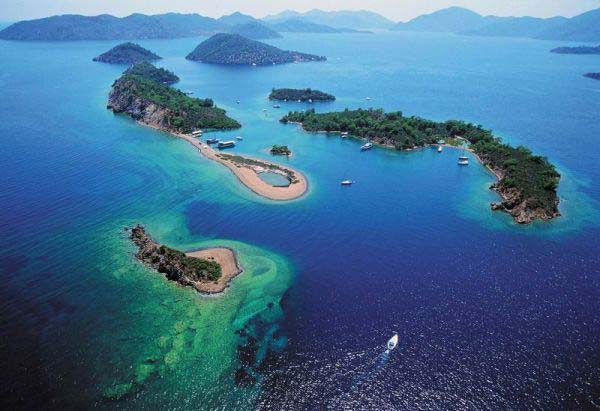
[386,334,399,352]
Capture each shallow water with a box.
[0,31,599,409]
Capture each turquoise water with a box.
[257,171,291,187]
[1,32,599,408]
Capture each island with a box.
[107,66,308,201]
[551,45,600,54]
[281,108,561,224]
[584,72,600,80]
[270,145,292,156]
[185,33,326,66]
[130,225,242,294]
[269,88,335,102]
[93,42,161,64]
[229,21,282,39]
[124,61,179,85]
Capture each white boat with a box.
[365,97,371,100]
[341,132,349,138]
[458,155,469,165]
[437,145,443,153]
[341,180,354,186]
[386,334,399,352]
[361,142,373,151]
[217,141,236,149]
[236,136,243,141]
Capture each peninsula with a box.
[185,33,326,66]
[93,42,161,64]
[269,88,335,102]
[124,61,179,85]
[551,45,600,54]
[584,72,600,80]
[107,67,308,201]
[282,108,561,224]
[130,225,242,294]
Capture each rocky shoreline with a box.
[129,225,243,294]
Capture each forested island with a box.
[551,45,600,54]
[584,72,600,80]
[281,108,561,224]
[269,88,335,102]
[228,21,281,39]
[124,61,179,85]
[93,42,161,64]
[108,66,240,132]
[130,225,243,294]
[270,145,292,156]
[185,33,326,66]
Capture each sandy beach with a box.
[186,247,243,294]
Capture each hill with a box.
[228,21,281,39]
[0,12,226,41]
[185,33,325,66]
[551,45,600,54]
[268,18,369,33]
[535,8,600,42]
[124,62,179,85]
[462,16,566,38]
[217,12,258,26]
[392,7,490,32]
[263,9,394,29]
[269,88,335,101]
[93,42,161,64]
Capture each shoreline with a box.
[185,246,243,295]
[140,121,308,201]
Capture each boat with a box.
[273,104,281,109]
[365,97,371,100]
[386,334,399,352]
[235,136,243,141]
[340,180,354,186]
[341,132,349,138]
[458,154,469,165]
[437,145,443,153]
[361,142,373,151]
[191,130,202,136]
[236,100,240,104]
[205,138,220,145]
[217,141,235,149]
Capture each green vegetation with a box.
[269,88,335,102]
[270,145,292,155]
[93,42,161,64]
[217,154,299,183]
[111,73,240,132]
[282,108,560,217]
[124,61,179,85]
[157,245,222,281]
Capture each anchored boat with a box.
[437,145,443,153]
[341,180,354,186]
[361,142,373,151]
[217,141,235,149]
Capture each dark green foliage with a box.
[269,88,335,101]
[93,42,161,64]
[282,108,560,213]
[125,62,179,85]
[270,145,291,155]
[158,245,221,281]
[114,74,240,131]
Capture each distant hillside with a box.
[185,33,325,66]
[268,18,369,33]
[228,21,281,39]
[93,42,160,64]
[0,12,226,41]
[217,12,258,26]
[391,6,600,42]
[263,9,394,29]
[551,45,600,54]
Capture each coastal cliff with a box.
[130,225,242,294]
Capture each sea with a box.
[1,30,599,409]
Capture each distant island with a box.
[108,67,240,132]
[281,108,561,224]
[269,88,335,102]
[584,73,600,80]
[93,42,161,64]
[267,19,370,33]
[124,61,179,85]
[551,45,600,54]
[185,33,326,66]
[270,145,292,156]
[228,21,281,39]
[130,225,242,294]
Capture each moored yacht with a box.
[205,138,219,145]
[361,142,373,151]
[341,180,354,186]
[217,141,235,149]
[236,136,243,141]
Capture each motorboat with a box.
[205,138,220,145]
[361,142,373,151]
[340,180,354,186]
[387,334,399,352]
[437,145,443,153]
[236,136,243,141]
[458,155,469,165]
[217,141,235,149]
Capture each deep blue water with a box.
[1,31,600,409]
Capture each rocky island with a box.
[584,72,600,80]
[282,108,561,224]
[124,61,179,85]
[269,88,335,102]
[185,33,326,66]
[551,45,600,54]
[93,42,161,64]
[270,145,292,156]
[130,225,242,294]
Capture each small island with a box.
[130,225,242,294]
[281,108,561,224]
[584,73,600,80]
[269,88,335,102]
[93,42,161,64]
[551,45,600,54]
[124,61,179,85]
[185,33,326,66]
[270,145,292,156]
